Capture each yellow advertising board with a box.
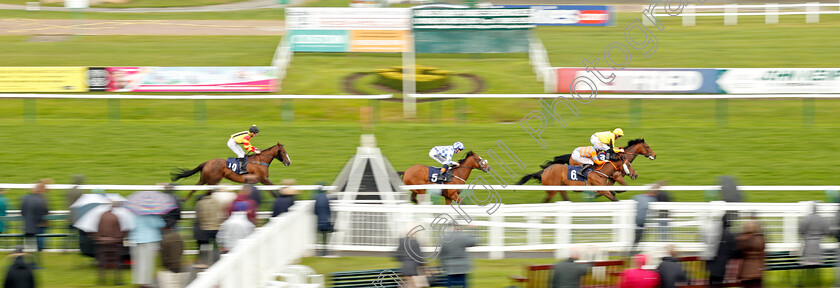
[0,67,88,92]
[349,30,409,53]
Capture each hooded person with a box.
[4,250,35,288]
[272,179,298,217]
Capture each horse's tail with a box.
[540,154,572,169]
[516,169,545,185]
[171,162,206,182]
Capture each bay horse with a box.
[540,138,656,169]
[399,151,490,205]
[517,154,637,202]
[170,142,291,200]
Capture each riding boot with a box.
[579,164,591,177]
[237,157,246,174]
[445,170,454,183]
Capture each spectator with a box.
[272,179,298,217]
[719,176,743,202]
[439,224,476,288]
[160,226,183,273]
[228,185,258,225]
[0,188,8,234]
[4,249,35,288]
[195,190,222,265]
[21,180,50,254]
[736,219,765,288]
[550,247,592,288]
[93,203,128,285]
[656,245,687,288]
[652,181,672,241]
[218,202,255,253]
[800,201,829,285]
[313,184,334,257]
[631,189,658,253]
[618,254,660,288]
[707,212,737,288]
[161,183,182,229]
[66,175,85,224]
[245,177,263,208]
[129,213,165,288]
[395,223,426,288]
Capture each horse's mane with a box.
[625,138,645,147]
[458,151,475,164]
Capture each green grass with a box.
[0,0,249,8]
[0,252,199,287]
[0,8,285,19]
[0,36,280,66]
[301,256,840,288]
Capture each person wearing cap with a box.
[272,179,298,217]
[228,125,261,174]
[591,128,625,153]
[429,142,465,183]
[227,185,258,225]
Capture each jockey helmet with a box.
[612,128,624,136]
[249,125,260,134]
[453,142,465,150]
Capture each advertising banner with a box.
[104,67,277,92]
[716,68,840,94]
[349,30,409,52]
[0,67,87,92]
[286,8,411,30]
[553,68,720,94]
[412,8,534,30]
[490,5,615,26]
[288,30,349,52]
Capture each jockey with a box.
[591,128,625,154]
[428,142,465,182]
[572,146,606,177]
[228,125,261,172]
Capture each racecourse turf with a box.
[0,13,838,208]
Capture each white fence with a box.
[271,37,293,90]
[0,94,392,100]
[652,2,840,26]
[187,201,316,288]
[329,200,840,260]
[0,183,337,191]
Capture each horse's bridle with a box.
[621,144,655,160]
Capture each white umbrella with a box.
[73,204,135,233]
[70,193,109,208]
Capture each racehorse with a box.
[171,143,291,200]
[517,154,637,202]
[540,138,656,169]
[399,151,490,205]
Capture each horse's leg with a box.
[560,191,570,201]
[186,178,206,201]
[410,190,421,204]
[259,177,279,198]
[598,190,618,202]
[544,191,555,203]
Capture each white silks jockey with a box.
[571,146,606,178]
[428,142,465,182]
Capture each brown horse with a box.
[540,138,656,168]
[399,151,490,205]
[171,142,291,200]
[517,154,637,202]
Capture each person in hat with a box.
[227,185,258,225]
[228,125,261,174]
[272,179,298,217]
[217,202,255,253]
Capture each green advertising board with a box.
[412,8,533,53]
[287,30,349,52]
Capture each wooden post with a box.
[23,99,36,123]
[281,99,294,122]
[806,2,819,23]
[802,98,815,126]
[629,99,642,127]
[725,4,738,25]
[108,98,120,123]
[194,99,206,123]
[766,3,779,24]
[715,99,728,127]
